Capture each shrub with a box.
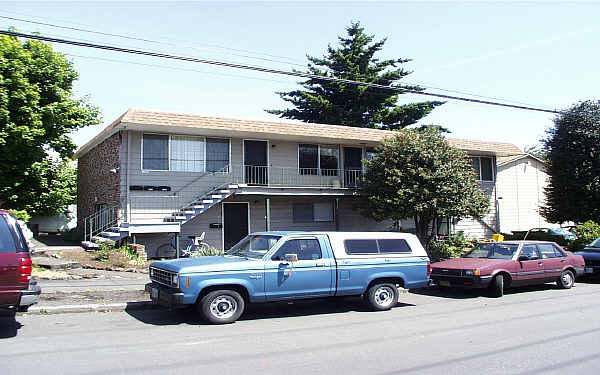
[7,209,31,222]
[570,221,600,252]
[96,240,116,261]
[190,246,223,257]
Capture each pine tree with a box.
[267,22,443,129]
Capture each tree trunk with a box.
[414,215,433,248]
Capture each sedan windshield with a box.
[226,235,281,259]
[463,243,519,260]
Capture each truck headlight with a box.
[172,274,179,287]
[149,268,154,277]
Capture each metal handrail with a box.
[83,205,121,242]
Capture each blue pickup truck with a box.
[146,231,431,324]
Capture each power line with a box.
[0,14,307,67]
[1,13,557,111]
[0,30,563,115]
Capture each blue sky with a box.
[2,1,599,149]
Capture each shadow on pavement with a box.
[125,296,415,326]
[410,286,481,299]
[33,232,80,247]
[576,275,600,284]
[0,311,23,339]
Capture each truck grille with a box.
[150,267,176,287]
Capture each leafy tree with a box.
[267,22,443,129]
[542,100,600,223]
[359,128,490,246]
[0,33,99,215]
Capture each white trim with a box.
[221,201,251,251]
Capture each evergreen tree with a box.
[542,100,600,223]
[267,22,443,129]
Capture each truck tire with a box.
[198,289,245,324]
[365,283,398,311]
[489,274,504,298]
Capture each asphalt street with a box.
[2,280,600,375]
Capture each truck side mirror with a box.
[284,253,298,263]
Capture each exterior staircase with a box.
[164,183,247,224]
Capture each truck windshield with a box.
[226,235,281,259]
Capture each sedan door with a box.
[514,244,544,286]
[538,243,567,281]
[264,237,334,301]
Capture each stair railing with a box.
[83,205,121,242]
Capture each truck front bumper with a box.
[145,282,185,309]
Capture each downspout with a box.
[126,128,131,223]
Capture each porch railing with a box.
[127,164,363,221]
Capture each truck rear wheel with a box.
[198,289,245,324]
[365,283,398,311]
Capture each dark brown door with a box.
[223,203,249,250]
[343,147,363,187]
[244,140,268,185]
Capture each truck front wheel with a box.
[365,283,398,311]
[198,289,245,324]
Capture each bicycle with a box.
[156,232,211,258]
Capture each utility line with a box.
[0,14,307,67]
[1,13,555,110]
[0,30,562,115]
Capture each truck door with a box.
[264,236,334,301]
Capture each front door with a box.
[264,237,334,301]
[223,203,249,250]
[514,244,544,285]
[343,147,362,187]
[244,140,268,185]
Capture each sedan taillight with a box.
[19,257,32,283]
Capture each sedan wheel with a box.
[557,270,575,289]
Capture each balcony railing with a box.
[127,164,363,221]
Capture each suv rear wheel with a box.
[198,289,245,324]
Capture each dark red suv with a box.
[0,210,33,314]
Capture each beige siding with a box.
[497,157,551,232]
[454,181,498,239]
[338,199,394,231]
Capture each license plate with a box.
[151,287,158,299]
[439,281,451,287]
[586,267,594,274]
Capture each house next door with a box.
[244,140,268,185]
[343,147,362,187]
[223,203,249,250]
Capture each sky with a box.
[2,1,600,150]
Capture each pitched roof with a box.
[498,153,547,166]
[74,109,524,158]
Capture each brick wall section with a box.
[77,132,121,230]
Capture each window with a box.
[538,243,564,259]
[272,239,322,261]
[365,148,378,162]
[142,134,168,170]
[345,239,379,254]
[206,138,230,172]
[520,245,540,259]
[171,135,204,172]
[298,144,339,176]
[293,202,334,223]
[142,134,230,173]
[471,156,495,181]
[0,214,27,253]
[344,238,413,255]
[378,239,412,253]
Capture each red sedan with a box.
[430,241,585,297]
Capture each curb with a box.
[20,301,157,315]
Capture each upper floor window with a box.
[298,144,339,176]
[471,156,495,181]
[142,133,229,172]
